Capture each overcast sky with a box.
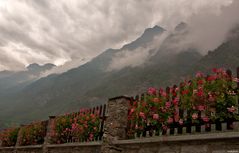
[0,0,236,71]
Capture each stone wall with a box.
[114,132,239,153]
[1,132,239,153]
[1,96,239,153]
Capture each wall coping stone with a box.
[47,141,102,148]
[16,145,42,149]
[0,146,15,150]
[108,95,131,101]
[112,131,239,145]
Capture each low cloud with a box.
[0,0,236,72]
[184,0,239,54]
[107,32,169,71]
[41,58,91,77]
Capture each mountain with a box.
[0,63,56,93]
[1,24,239,129]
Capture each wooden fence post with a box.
[100,96,130,153]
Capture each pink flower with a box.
[139,112,146,119]
[197,105,205,111]
[161,92,167,97]
[148,87,156,95]
[179,119,184,125]
[72,123,78,130]
[89,133,94,141]
[196,72,204,78]
[233,77,239,83]
[153,114,159,120]
[165,101,171,109]
[161,108,167,113]
[130,108,135,114]
[227,106,236,113]
[167,117,174,124]
[202,116,209,122]
[208,95,215,102]
[174,113,179,122]
[162,125,168,130]
[192,113,198,120]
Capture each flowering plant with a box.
[50,110,100,144]
[180,68,239,123]
[19,121,47,146]
[127,68,239,137]
[128,87,179,137]
[0,128,19,147]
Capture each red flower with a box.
[172,97,179,105]
[212,68,218,73]
[197,88,204,97]
[197,105,205,111]
[182,90,189,95]
[207,75,217,81]
[202,116,209,122]
[197,80,204,85]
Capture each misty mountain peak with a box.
[27,63,56,72]
[142,25,165,37]
[121,25,165,50]
[27,63,41,71]
[175,22,188,31]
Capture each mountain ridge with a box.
[0,23,239,129]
